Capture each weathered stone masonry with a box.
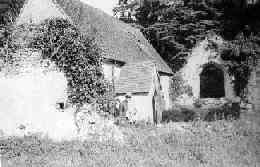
[256,58,260,111]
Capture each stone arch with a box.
[199,63,225,98]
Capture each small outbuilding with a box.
[115,61,165,123]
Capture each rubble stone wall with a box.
[255,58,260,111]
[248,58,260,112]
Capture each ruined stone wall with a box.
[255,58,260,111]
[180,35,235,100]
[247,58,260,112]
[173,35,260,111]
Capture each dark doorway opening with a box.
[200,64,225,98]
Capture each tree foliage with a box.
[0,0,25,25]
[221,33,259,97]
[0,25,17,65]
[118,0,260,97]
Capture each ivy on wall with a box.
[170,72,193,101]
[29,18,107,107]
[0,18,108,108]
[0,25,17,66]
[220,33,259,97]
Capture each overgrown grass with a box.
[1,112,259,167]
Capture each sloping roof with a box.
[16,0,69,25]
[115,61,156,94]
[12,0,173,75]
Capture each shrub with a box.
[204,103,240,121]
[170,72,193,102]
[162,106,199,122]
[163,101,241,123]
[193,99,203,108]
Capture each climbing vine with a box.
[29,18,107,107]
[170,72,193,101]
[221,33,258,97]
[0,25,17,65]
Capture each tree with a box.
[121,0,260,97]
[0,0,25,25]
[134,0,223,71]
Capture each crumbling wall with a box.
[245,57,260,112]
[256,59,260,111]
[182,36,235,98]
[174,35,235,106]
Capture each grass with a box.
[1,112,260,167]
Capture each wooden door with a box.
[152,89,164,124]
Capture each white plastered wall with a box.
[0,49,77,141]
[116,94,153,123]
[115,66,165,123]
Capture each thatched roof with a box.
[10,0,173,74]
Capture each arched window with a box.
[200,64,225,98]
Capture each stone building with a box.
[256,59,260,111]
[181,36,235,100]
[0,0,172,124]
[250,58,260,111]
[115,61,165,123]
[179,35,260,111]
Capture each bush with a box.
[162,106,199,122]
[193,99,203,108]
[204,103,240,121]
[163,102,241,123]
[170,72,193,102]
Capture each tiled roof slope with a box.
[13,0,172,74]
[115,61,156,94]
[56,0,172,74]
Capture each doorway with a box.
[200,64,225,98]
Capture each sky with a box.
[80,0,118,15]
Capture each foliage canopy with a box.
[116,0,260,97]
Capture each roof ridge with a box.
[8,0,173,75]
[15,0,69,25]
[51,0,73,23]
